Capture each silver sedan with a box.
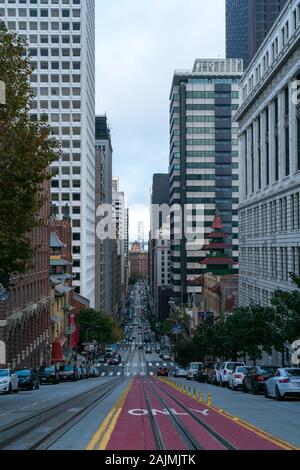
[264,368,300,400]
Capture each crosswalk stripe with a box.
[117,372,121,376]
[101,372,105,377]
[163,363,167,366]
[109,372,113,376]
[156,363,159,366]
[149,362,152,366]
[150,372,154,376]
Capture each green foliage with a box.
[174,339,199,367]
[77,308,124,345]
[0,23,60,285]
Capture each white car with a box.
[0,369,19,394]
[265,368,300,400]
[219,361,245,387]
[186,362,203,380]
[228,366,251,391]
[174,367,188,378]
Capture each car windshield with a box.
[285,369,300,377]
[227,363,243,370]
[237,367,250,373]
[0,370,9,377]
[15,369,31,376]
[40,367,55,372]
[259,367,277,374]
[62,366,74,371]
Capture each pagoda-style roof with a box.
[50,231,65,249]
[201,242,230,250]
[188,275,204,286]
[205,232,228,239]
[211,210,223,230]
[209,283,221,294]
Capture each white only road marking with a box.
[156,363,159,366]
[117,372,121,376]
[149,363,152,367]
[109,372,113,376]
[127,408,209,417]
[118,363,123,367]
[104,363,108,367]
[101,372,106,377]
[149,372,154,376]
[163,363,167,366]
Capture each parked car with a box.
[110,354,122,365]
[155,346,160,354]
[264,368,300,400]
[39,365,60,385]
[219,362,245,387]
[242,365,278,394]
[207,363,222,385]
[228,366,251,391]
[97,355,106,364]
[15,368,39,390]
[173,367,188,378]
[138,343,144,350]
[195,364,212,383]
[0,369,19,394]
[77,366,84,380]
[59,365,79,382]
[145,347,152,354]
[157,367,169,377]
[186,362,203,380]
[88,367,100,378]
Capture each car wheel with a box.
[242,381,248,393]
[14,386,19,394]
[275,386,283,401]
[232,383,236,391]
[7,383,12,394]
[220,379,224,388]
[252,384,258,395]
[264,385,269,398]
[36,381,39,390]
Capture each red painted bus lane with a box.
[104,378,296,451]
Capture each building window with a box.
[274,97,279,181]
[258,116,261,189]
[285,87,290,176]
[266,108,270,186]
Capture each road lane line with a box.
[86,380,133,451]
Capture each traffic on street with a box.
[0,281,299,451]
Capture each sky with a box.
[95,0,225,242]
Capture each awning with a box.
[55,286,73,295]
[50,259,70,267]
[55,273,73,281]
[50,276,61,286]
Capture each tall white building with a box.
[112,177,129,306]
[236,0,300,308]
[1,0,96,306]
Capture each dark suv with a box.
[59,365,79,382]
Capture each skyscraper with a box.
[95,115,113,315]
[1,0,96,306]
[226,0,287,69]
[169,59,242,305]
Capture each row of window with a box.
[6,20,81,30]
[31,74,81,83]
[1,7,80,16]
[240,246,300,282]
[240,192,300,237]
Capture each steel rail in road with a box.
[0,378,123,450]
[157,381,237,450]
[148,382,202,450]
[143,383,165,450]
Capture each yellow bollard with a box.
[184,384,186,394]
[207,392,212,406]
[193,388,197,400]
[188,386,191,395]
[198,391,203,403]
[180,384,183,393]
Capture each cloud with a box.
[95,0,225,240]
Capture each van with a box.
[186,362,203,380]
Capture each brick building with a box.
[0,182,51,369]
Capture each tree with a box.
[77,308,123,347]
[0,23,60,287]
